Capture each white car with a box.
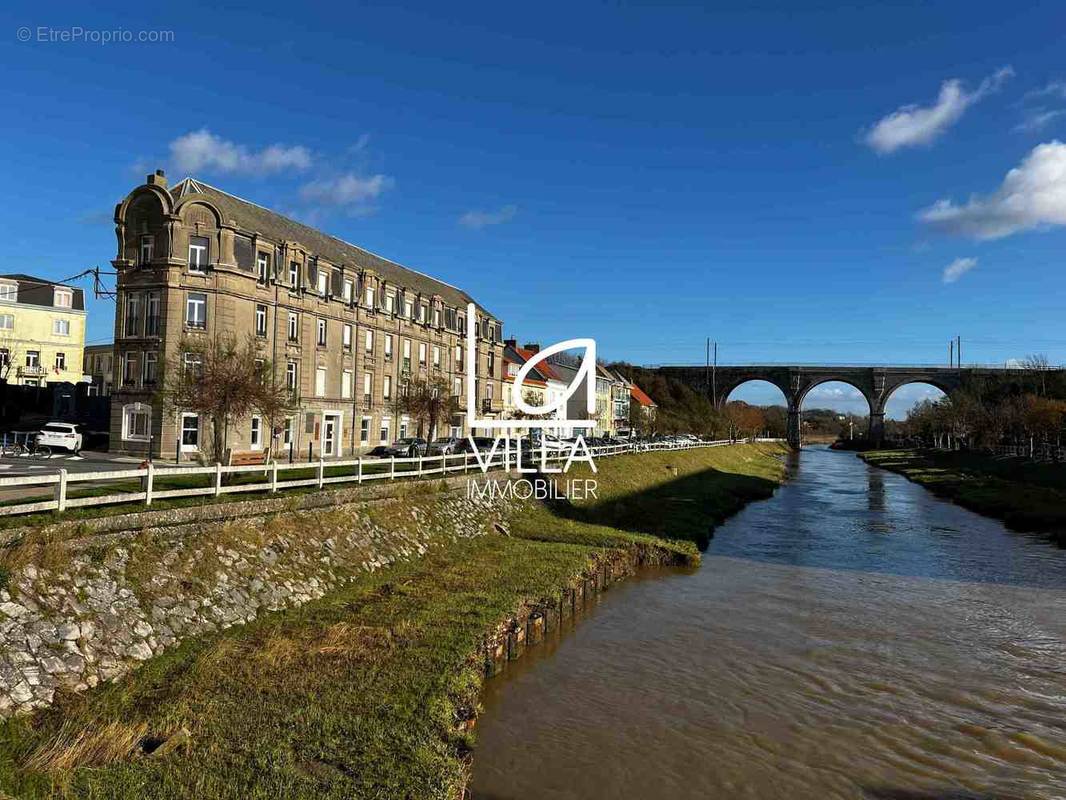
[36,422,83,454]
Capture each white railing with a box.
[0,438,774,519]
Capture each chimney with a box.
[504,337,517,349]
[524,343,540,354]
[146,169,168,188]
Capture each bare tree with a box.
[156,334,294,461]
[394,376,456,441]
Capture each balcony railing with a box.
[481,398,502,414]
[20,365,47,377]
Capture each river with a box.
[469,446,1066,800]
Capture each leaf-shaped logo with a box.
[513,338,597,419]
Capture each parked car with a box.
[36,422,82,454]
[427,437,463,455]
[364,445,388,458]
[455,436,498,454]
[383,437,428,458]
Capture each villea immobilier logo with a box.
[463,303,599,501]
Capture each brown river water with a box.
[469,446,1066,800]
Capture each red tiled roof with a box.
[515,347,562,382]
[630,383,656,407]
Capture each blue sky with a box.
[2,1,1065,417]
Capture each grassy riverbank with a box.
[0,443,786,800]
[860,449,1066,541]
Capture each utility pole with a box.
[957,335,962,369]
[705,337,710,395]
[712,341,718,407]
[950,340,954,368]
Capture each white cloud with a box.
[1015,108,1066,133]
[942,256,977,284]
[918,141,1066,239]
[1024,80,1066,102]
[863,66,1013,154]
[300,173,394,207]
[459,205,518,230]
[170,129,312,176]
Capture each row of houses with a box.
[2,169,655,460]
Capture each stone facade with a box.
[0,482,509,717]
[109,171,505,460]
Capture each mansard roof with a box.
[170,177,492,317]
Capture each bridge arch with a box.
[723,379,790,407]
[883,381,948,422]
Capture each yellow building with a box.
[0,274,89,387]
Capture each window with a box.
[343,279,353,303]
[433,307,441,328]
[124,293,141,337]
[255,305,267,337]
[360,417,370,444]
[139,235,154,266]
[343,323,352,350]
[145,292,160,336]
[142,352,157,385]
[123,404,151,441]
[418,342,427,366]
[384,335,393,361]
[250,416,263,449]
[0,349,8,369]
[317,270,329,297]
[315,367,326,397]
[123,352,136,384]
[419,304,428,324]
[185,292,207,329]
[288,312,299,342]
[385,293,395,314]
[383,375,392,400]
[188,236,209,272]
[183,352,202,377]
[456,344,463,369]
[289,261,299,289]
[54,288,73,308]
[53,319,70,336]
[317,318,327,346]
[286,361,298,393]
[181,413,200,450]
[453,376,462,397]
[379,417,390,445]
[432,346,441,368]
[0,283,17,302]
[257,252,269,283]
[0,314,12,330]
[54,352,66,371]
[364,285,375,308]
[26,350,39,368]
[282,417,293,447]
[487,352,495,377]
[364,329,374,353]
[341,369,353,399]
[400,418,409,438]
[404,298,414,319]
[363,372,373,404]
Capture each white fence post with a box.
[317,454,325,489]
[144,462,155,507]
[54,468,68,513]
[390,456,396,480]
[270,460,279,493]
[357,458,363,484]
[214,462,223,497]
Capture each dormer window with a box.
[0,282,17,302]
[257,252,270,283]
[53,288,73,309]
[317,270,329,297]
[139,235,154,266]
[364,285,375,308]
[343,279,353,302]
[289,261,299,289]
[188,236,209,273]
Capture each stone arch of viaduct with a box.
[658,366,970,448]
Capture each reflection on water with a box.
[470,447,1066,800]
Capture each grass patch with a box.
[0,443,786,800]
[861,449,1066,540]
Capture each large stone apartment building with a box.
[110,170,504,460]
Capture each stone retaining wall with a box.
[0,481,510,717]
